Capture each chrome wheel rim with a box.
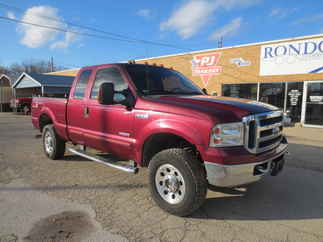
[44,131,54,155]
[155,164,186,204]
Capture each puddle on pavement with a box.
[24,211,95,242]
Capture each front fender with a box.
[135,118,208,164]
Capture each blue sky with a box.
[0,0,322,69]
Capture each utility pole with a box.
[50,57,54,72]
[218,36,223,48]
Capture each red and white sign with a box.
[191,52,222,87]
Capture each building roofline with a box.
[135,33,323,61]
[0,74,10,81]
[45,68,80,74]
[12,72,42,88]
[43,85,72,87]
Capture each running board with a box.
[68,148,139,174]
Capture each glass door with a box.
[286,82,303,122]
[303,81,323,127]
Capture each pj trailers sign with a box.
[260,37,323,76]
[191,52,222,87]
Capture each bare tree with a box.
[5,59,67,84]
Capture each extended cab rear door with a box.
[67,68,93,145]
[83,65,135,159]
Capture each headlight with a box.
[210,122,244,147]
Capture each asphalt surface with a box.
[1,112,323,242]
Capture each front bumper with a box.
[204,141,288,187]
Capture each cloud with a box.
[18,6,63,48]
[209,17,242,40]
[292,14,323,25]
[50,31,78,49]
[160,0,261,39]
[270,8,283,17]
[269,7,297,19]
[160,0,215,39]
[137,9,152,19]
[6,11,16,19]
[18,5,78,49]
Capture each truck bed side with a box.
[31,97,69,140]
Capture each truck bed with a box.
[31,97,68,140]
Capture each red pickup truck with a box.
[11,97,32,114]
[32,63,288,216]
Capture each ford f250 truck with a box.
[32,63,288,216]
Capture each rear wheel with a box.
[149,148,207,216]
[42,124,65,160]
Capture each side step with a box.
[68,148,139,174]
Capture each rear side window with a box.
[73,70,92,98]
[91,67,128,99]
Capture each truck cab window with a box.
[73,70,92,99]
[91,67,128,100]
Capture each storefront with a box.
[135,34,323,128]
[222,81,305,122]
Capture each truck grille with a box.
[243,111,283,154]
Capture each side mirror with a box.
[98,82,114,105]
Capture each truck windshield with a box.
[125,65,203,96]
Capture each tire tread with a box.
[149,148,207,216]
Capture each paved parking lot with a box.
[1,112,323,242]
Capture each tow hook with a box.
[270,156,285,176]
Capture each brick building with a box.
[136,34,323,128]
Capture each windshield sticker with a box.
[191,52,222,87]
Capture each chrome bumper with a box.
[204,143,288,187]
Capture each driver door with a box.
[83,66,135,160]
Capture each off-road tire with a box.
[149,148,207,216]
[42,124,65,160]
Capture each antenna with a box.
[218,36,223,48]
[50,57,54,72]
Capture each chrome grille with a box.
[243,111,283,154]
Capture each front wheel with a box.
[149,148,207,216]
[42,124,65,160]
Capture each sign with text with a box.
[260,37,323,76]
[288,89,302,106]
[191,52,222,87]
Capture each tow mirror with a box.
[98,82,114,105]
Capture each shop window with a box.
[259,83,285,109]
[222,83,257,100]
[305,82,323,126]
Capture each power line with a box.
[0,16,144,43]
[0,2,192,51]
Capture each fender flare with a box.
[135,119,206,164]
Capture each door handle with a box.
[84,106,89,118]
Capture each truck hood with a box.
[140,95,279,123]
